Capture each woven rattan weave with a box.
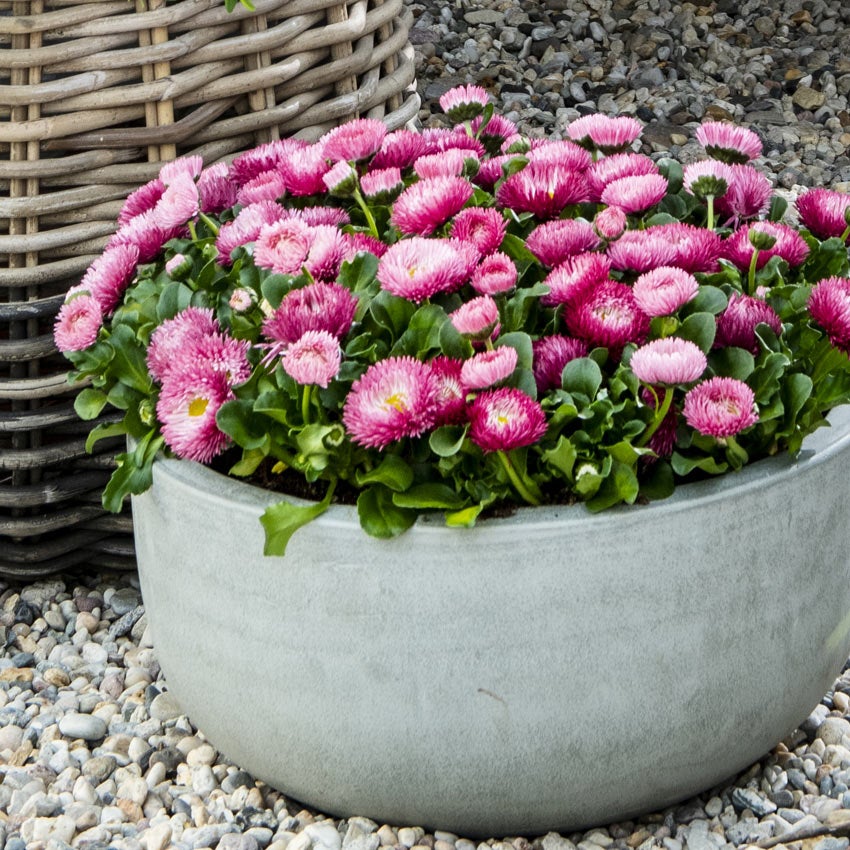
[0,0,418,578]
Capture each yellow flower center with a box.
[188,397,208,417]
[383,392,408,413]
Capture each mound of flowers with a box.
[56,85,850,552]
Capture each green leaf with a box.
[676,312,716,353]
[156,281,193,321]
[109,324,153,393]
[85,421,126,454]
[657,157,683,194]
[216,399,270,450]
[260,273,295,309]
[684,286,728,317]
[229,449,267,477]
[640,460,675,501]
[74,388,108,421]
[541,436,577,479]
[445,503,484,527]
[561,357,603,399]
[768,194,788,223]
[392,483,466,510]
[429,425,468,457]
[260,485,334,557]
[586,460,639,512]
[393,304,463,359]
[783,373,814,423]
[339,251,380,293]
[355,455,415,492]
[670,452,728,476]
[357,486,417,538]
[709,346,755,381]
[101,431,163,512]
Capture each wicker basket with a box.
[0,0,418,579]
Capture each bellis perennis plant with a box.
[57,85,850,555]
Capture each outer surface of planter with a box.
[133,408,850,836]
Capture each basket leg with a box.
[241,10,279,146]
[327,2,358,121]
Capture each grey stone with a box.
[58,713,107,741]
[463,10,503,26]
[109,588,142,616]
[731,787,777,816]
[217,835,260,850]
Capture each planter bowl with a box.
[132,408,850,836]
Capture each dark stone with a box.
[731,787,777,817]
[10,652,34,668]
[235,807,278,831]
[107,605,144,640]
[222,770,255,794]
[771,789,795,808]
[13,599,38,626]
[149,746,184,775]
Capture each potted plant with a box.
[55,87,850,835]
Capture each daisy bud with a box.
[229,288,254,313]
[594,206,627,241]
[439,84,490,123]
[165,253,192,280]
[323,160,358,197]
[748,227,778,252]
[450,295,500,341]
[360,167,404,204]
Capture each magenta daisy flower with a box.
[594,206,627,241]
[188,334,252,386]
[302,225,348,282]
[377,238,478,303]
[157,366,233,463]
[413,148,477,180]
[278,144,330,196]
[263,281,358,344]
[360,167,404,203]
[370,129,428,170]
[286,206,351,228]
[342,356,441,449]
[695,121,762,164]
[77,243,140,314]
[715,292,782,354]
[215,200,285,265]
[321,118,388,163]
[281,330,341,388]
[607,223,723,275]
[526,140,593,173]
[526,218,599,268]
[461,346,518,390]
[566,114,643,155]
[343,232,388,260]
[632,267,699,317]
[450,295,500,341]
[159,155,203,186]
[53,294,103,353]
[683,377,758,438]
[118,178,165,226]
[600,173,668,215]
[468,387,547,453]
[253,219,312,275]
[439,84,490,122]
[421,127,486,158]
[629,338,707,386]
[714,164,772,223]
[796,188,850,242]
[230,139,307,186]
[496,162,589,219]
[566,280,650,355]
[198,162,238,214]
[146,307,220,383]
[429,356,467,425]
[808,276,850,352]
[474,154,519,190]
[450,207,507,255]
[723,222,810,271]
[541,253,611,307]
[586,153,659,202]
[470,251,518,295]
[391,176,474,236]
[606,228,677,273]
[236,170,287,206]
[532,335,588,393]
[682,159,735,200]
[471,112,518,151]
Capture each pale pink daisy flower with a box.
[198,162,238,214]
[600,173,668,215]
[586,153,659,202]
[77,243,140,314]
[460,346,518,390]
[230,139,308,186]
[263,281,358,344]
[606,229,677,273]
[496,162,589,219]
[525,218,599,268]
[146,307,219,383]
[567,280,650,355]
[526,140,593,173]
[360,167,404,202]
[187,334,252,386]
[594,206,627,241]
[715,292,782,354]
[157,366,233,463]
[450,295,500,341]
[253,219,312,275]
[278,144,330,196]
[108,210,182,264]
[322,160,358,195]
[429,356,467,425]
[391,176,474,236]
[541,253,612,307]
[723,222,810,271]
[215,200,286,265]
[632,267,700,317]
[607,223,723,275]
[53,294,103,353]
[683,377,758,438]
[629,338,707,386]
[370,129,428,170]
[118,178,165,226]
[450,207,507,255]
[682,159,735,199]
[474,154,520,190]
[468,387,547,453]
[152,172,200,229]
[796,188,850,242]
[421,127,486,158]
[342,356,441,449]
[159,155,203,185]
[377,237,478,303]
[342,232,388,260]
[321,118,387,163]
[566,114,643,154]
[286,206,351,227]
[695,121,762,164]
[809,276,850,352]
[439,84,490,121]
[470,252,518,295]
[229,288,254,312]
[714,164,772,223]
[281,330,341,388]
[532,335,588,392]
[303,225,348,281]
[413,148,477,179]
[236,170,287,206]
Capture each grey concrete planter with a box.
[132,407,850,836]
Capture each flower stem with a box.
[637,385,674,448]
[706,195,715,231]
[199,213,220,236]
[841,224,850,243]
[301,384,313,425]
[747,249,760,296]
[353,189,380,239]
[496,449,542,506]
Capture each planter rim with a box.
[147,403,850,536]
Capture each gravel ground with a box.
[6,0,850,848]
